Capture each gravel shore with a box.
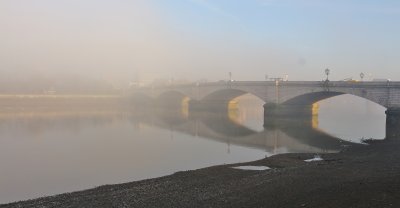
[2,140,400,208]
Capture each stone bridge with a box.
[132,81,400,139]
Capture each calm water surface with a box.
[0,94,385,203]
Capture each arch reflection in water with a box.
[130,102,355,155]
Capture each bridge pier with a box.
[386,108,400,139]
[264,103,319,119]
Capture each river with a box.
[0,94,385,203]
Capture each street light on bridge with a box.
[360,72,365,81]
[325,68,330,81]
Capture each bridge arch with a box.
[281,90,386,108]
[282,91,344,106]
[316,94,386,141]
[201,88,266,103]
[157,90,189,102]
[197,88,266,111]
[156,91,191,117]
[202,89,249,101]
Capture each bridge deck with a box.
[147,81,400,89]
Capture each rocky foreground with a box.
[2,140,400,208]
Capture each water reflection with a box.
[131,107,353,155]
[0,110,126,134]
[0,107,268,203]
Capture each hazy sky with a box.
[1,0,399,84]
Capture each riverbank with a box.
[2,139,400,208]
[0,95,130,112]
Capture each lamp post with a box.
[360,72,365,81]
[325,68,330,81]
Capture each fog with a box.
[1,0,399,92]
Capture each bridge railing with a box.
[133,80,400,90]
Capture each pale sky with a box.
[1,0,399,84]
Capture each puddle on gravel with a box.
[232,166,271,170]
[304,155,324,162]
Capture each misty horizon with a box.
[1,0,399,88]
